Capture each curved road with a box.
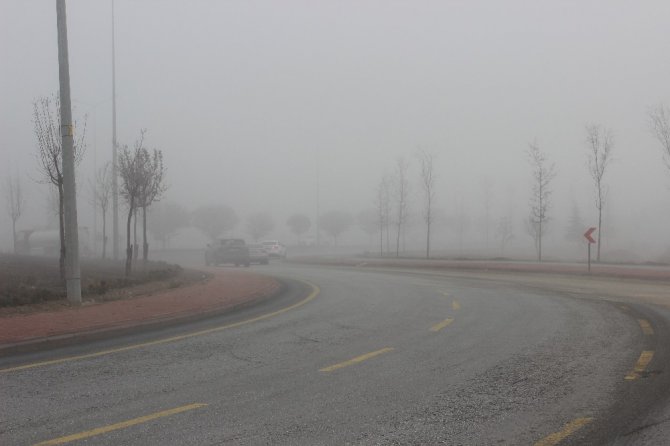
[2,264,670,445]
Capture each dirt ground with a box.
[0,254,206,314]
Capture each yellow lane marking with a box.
[441,292,449,298]
[320,347,394,372]
[533,417,593,446]
[430,318,454,332]
[638,319,654,336]
[625,350,654,380]
[1,281,320,374]
[452,300,461,310]
[33,403,207,446]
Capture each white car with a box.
[261,240,287,258]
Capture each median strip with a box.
[33,403,207,445]
[533,417,593,446]
[625,350,654,380]
[320,347,394,372]
[430,318,454,332]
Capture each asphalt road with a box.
[2,263,670,445]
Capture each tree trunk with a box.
[426,221,431,259]
[379,223,383,257]
[101,208,107,260]
[395,225,401,257]
[12,218,16,254]
[133,208,138,261]
[142,206,148,262]
[125,205,134,276]
[538,220,543,262]
[597,208,602,262]
[58,183,65,281]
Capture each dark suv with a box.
[205,238,251,266]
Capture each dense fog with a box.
[2,1,670,262]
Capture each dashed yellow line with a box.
[1,281,320,374]
[452,300,461,310]
[33,403,207,445]
[430,318,454,332]
[320,347,394,372]
[638,319,654,336]
[533,417,593,446]
[625,351,654,380]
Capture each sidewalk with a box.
[0,269,281,351]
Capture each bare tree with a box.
[649,104,670,172]
[247,212,275,242]
[495,215,514,257]
[4,173,25,254]
[319,210,353,246]
[137,138,166,262]
[89,162,113,259]
[392,158,410,257]
[585,124,613,262]
[148,202,190,249]
[32,94,86,279]
[286,213,311,242]
[118,131,148,275]
[454,195,470,256]
[374,175,390,257]
[357,209,378,245]
[417,149,437,258]
[482,179,493,252]
[192,205,239,240]
[565,199,585,247]
[527,140,556,262]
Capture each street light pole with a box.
[111,0,119,261]
[56,0,82,304]
[315,147,320,248]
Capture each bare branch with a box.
[649,104,670,171]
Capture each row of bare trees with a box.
[374,151,436,259]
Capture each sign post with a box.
[584,227,597,273]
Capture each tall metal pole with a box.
[56,0,82,304]
[111,0,119,260]
[315,148,320,248]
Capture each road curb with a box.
[288,256,670,282]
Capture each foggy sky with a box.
[2,1,670,259]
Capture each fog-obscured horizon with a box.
[2,1,670,262]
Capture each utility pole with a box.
[56,0,82,304]
[111,0,119,260]
[315,147,320,248]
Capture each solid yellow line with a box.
[638,319,654,336]
[2,281,320,374]
[625,350,654,380]
[452,300,461,310]
[533,417,593,446]
[430,318,454,332]
[320,347,394,372]
[33,403,207,446]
